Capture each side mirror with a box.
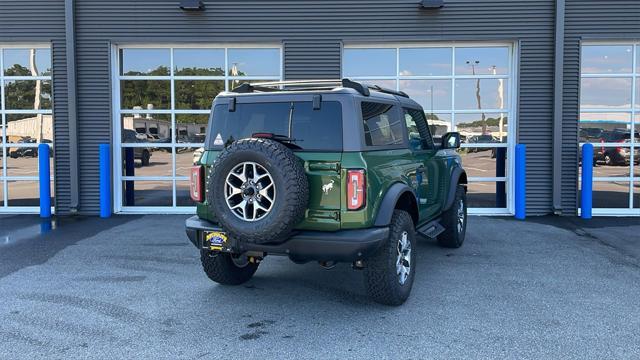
[441,132,461,149]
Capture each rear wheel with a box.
[364,210,416,306]
[200,251,259,285]
[438,185,467,248]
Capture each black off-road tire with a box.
[200,250,259,285]
[364,210,416,306]
[209,138,308,244]
[438,185,467,248]
[141,150,151,167]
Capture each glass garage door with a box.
[0,45,54,213]
[112,45,282,213]
[580,43,640,215]
[343,44,516,215]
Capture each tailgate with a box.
[296,153,342,231]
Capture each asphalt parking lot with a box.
[0,214,639,359]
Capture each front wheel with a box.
[438,185,467,248]
[200,251,259,285]
[364,210,416,306]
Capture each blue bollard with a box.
[581,143,594,219]
[125,147,135,206]
[515,144,526,220]
[495,147,507,208]
[99,144,112,218]
[38,144,51,218]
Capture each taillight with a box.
[347,169,366,210]
[190,166,204,202]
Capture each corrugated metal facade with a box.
[70,0,556,215]
[4,0,638,216]
[0,1,71,213]
[561,0,640,214]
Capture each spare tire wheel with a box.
[209,138,309,244]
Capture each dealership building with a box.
[0,0,639,217]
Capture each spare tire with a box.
[209,138,309,244]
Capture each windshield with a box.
[208,101,343,151]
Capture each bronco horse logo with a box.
[322,180,335,195]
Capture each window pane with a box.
[7,180,39,206]
[228,48,280,77]
[399,48,452,76]
[584,146,633,177]
[399,79,451,111]
[0,181,3,206]
[634,182,640,209]
[175,80,224,110]
[122,181,173,207]
[176,148,204,177]
[580,77,632,109]
[579,113,631,142]
[455,47,509,75]
[176,114,209,143]
[3,48,51,76]
[5,114,53,143]
[121,114,171,144]
[581,45,633,74]
[455,113,508,143]
[454,79,508,110]
[458,148,508,179]
[580,181,631,209]
[467,181,508,208]
[4,80,52,110]
[176,181,195,206]
[343,49,396,77]
[361,102,403,146]
[636,78,640,109]
[121,148,171,177]
[120,80,171,110]
[426,113,451,139]
[174,49,225,76]
[120,49,170,76]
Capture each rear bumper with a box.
[185,215,388,263]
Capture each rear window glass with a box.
[208,101,342,151]
[361,102,404,147]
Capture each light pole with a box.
[466,60,486,135]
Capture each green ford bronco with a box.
[185,79,468,305]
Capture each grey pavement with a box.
[0,214,639,359]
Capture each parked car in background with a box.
[465,134,496,153]
[595,130,640,166]
[8,138,53,158]
[122,129,152,166]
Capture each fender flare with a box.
[373,183,418,227]
[443,168,468,211]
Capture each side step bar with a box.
[417,219,445,239]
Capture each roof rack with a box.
[230,79,408,98]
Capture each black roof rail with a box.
[230,79,406,98]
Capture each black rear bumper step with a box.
[185,216,388,263]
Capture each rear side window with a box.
[361,102,404,147]
[208,101,342,151]
[403,108,434,150]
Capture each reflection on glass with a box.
[579,113,632,143]
[467,181,507,208]
[120,80,171,109]
[120,49,170,76]
[121,148,171,177]
[581,45,633,74]
[7,180,40,206]
[455,47,509,75]
[343,48,396,77]
[6,152,41,177]
[175,80,224,110]
[176,114,208,143]
[399,48,452,76]
[0,182,3,206]
[425,113,451,138]
[227,49,280,77]
[122,181,173,207]
[121,114,171,143]
[591,145,637,168]
[176,149,203,177]
[399,79,451,111]
[176,181,195,207]
[457,148,508,179]
[455,113,508,143]
[4,80,52,110]
[174,49,225,76]
[636,79,640,109]
[3,48,52,76]
[6,114,53,144]
[634,182,639,209]
[455,79,508,110]
[581,181,631,209]
[580,77,632,109]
